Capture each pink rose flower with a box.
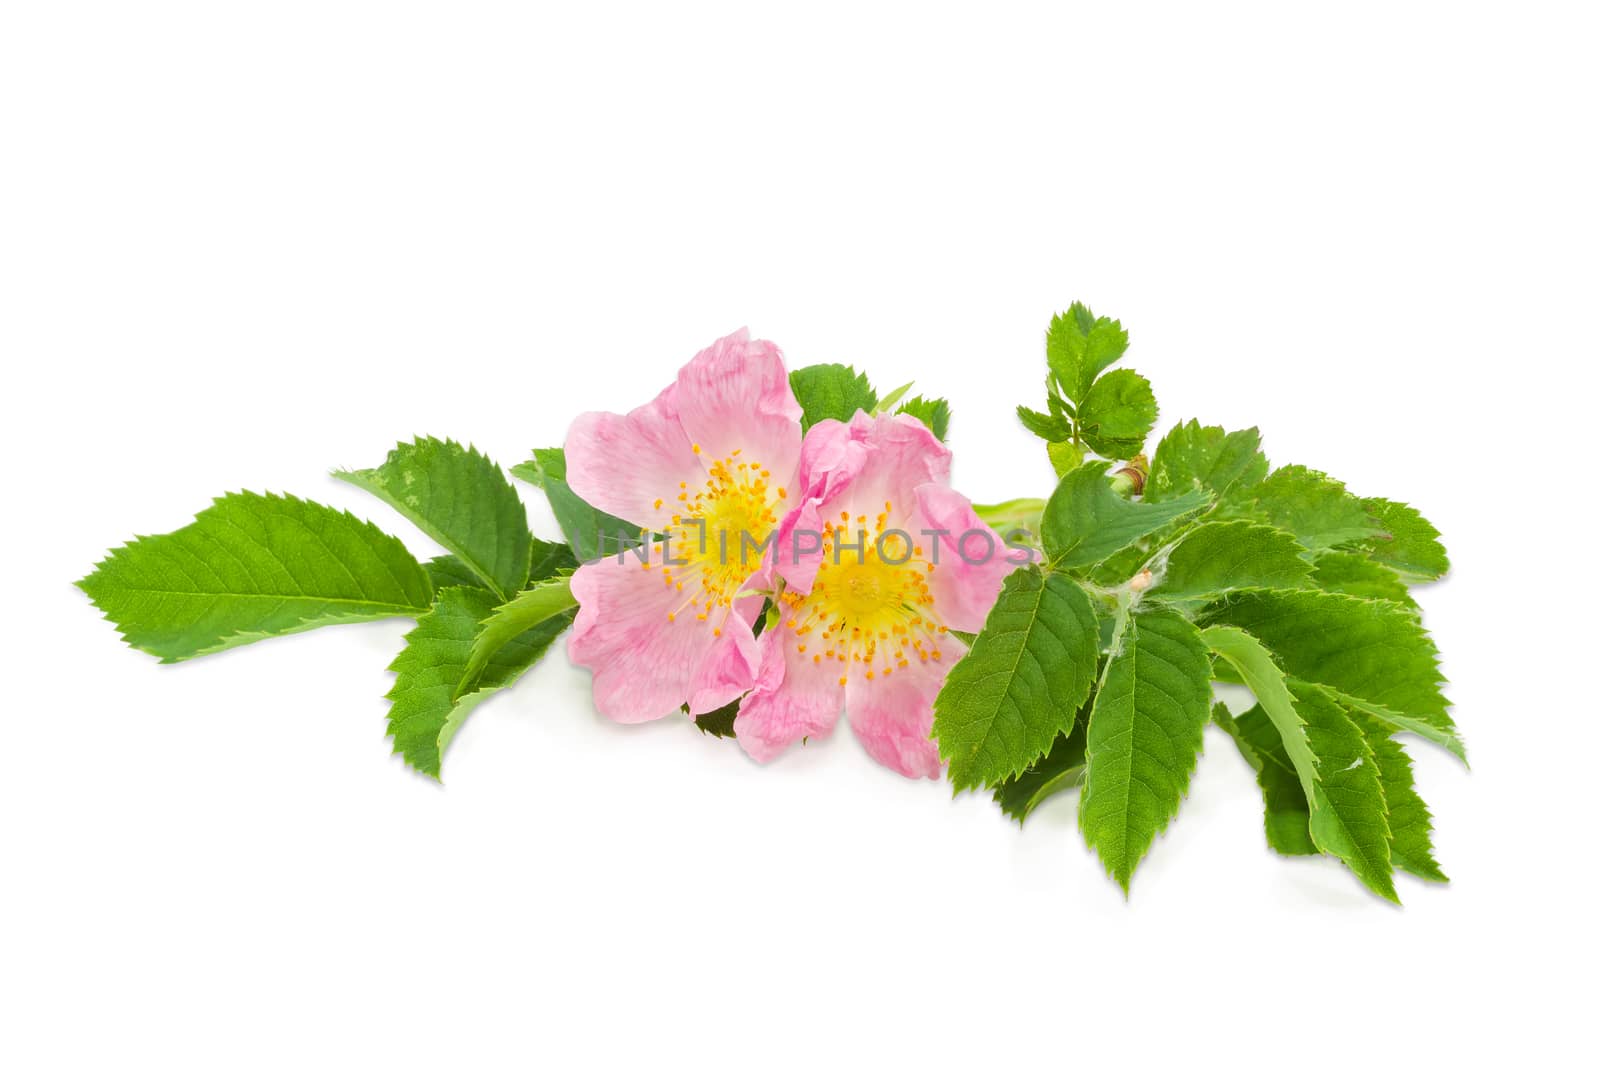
[565,329,803,722]
[735,411,1023,778]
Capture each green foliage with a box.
[457,578,579,696]
[993,721,1087,823]
[1078,609,1213,891]
[79,302,1458,901]
[1356,712,1447,881]
[335,437,533,601]
[528,537,577,581]
[1214,703,1317,855]
[1294,682,1398,902]
[385,586,572,779]
[1145,521,1313,604]
[1204,589,1460,761]
[1046,302,1129,402]
[1017,404,1073,443]
[898,395,951,441]
[932,566,1100,791]
[1078,369,1158,459]
[1144,421,1268,504]
[689,699,740,738]
[511,447,640,561]
[788,363,878,430]
[79,491,431,662]
[423,554,483,593]
[1309,551,1417,609]
[1351,497,1449,581]
[1041,461,1210,570]
[1199,624,1322,806]
[1237,466,1384,551]
[1046,440,1084,477]
[1019,303,1157,471]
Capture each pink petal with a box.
[771,497,829,595]
[674,329,805,495]
[844,636,965,779]
[733,621,845,763]
[773,412,948,592]
[908,482,1030,633]
[565,391,703,531]
[568,552,758,724]
[830,410,952,514]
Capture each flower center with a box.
[781,504,946,684]
[650,445,784,629]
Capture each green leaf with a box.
[1239,466,1383,551]
[1046,440,1084,477]
[688,698,740,738]
[1046,303,1129,402]
[1310,551,1417,610]
[1145,520,1313,604]
[1349,498,1449,581]
[1144,420,1268,504]
[1040,461,1210,570]
[527,537,577,582]
[1294,682,1398,903]
[1352,709,1447,882]
[422,554,482,593]
[79,491,431,663]
[993,721,1087,823]
[1213,702,1316,855]
[511,448,640,561]
[457,578,579,696]
[788,363,878,431]
[385,586,571,779]
[1204,589,1461,761]
[1198,624,1321,806]
[932,566,1100,791]
[897,395,950,441]
[1078,368,1158,459]
[427,538,572,597]
[1078,609,1213,891]
[1016,405,1073,443]
[334,437,533,602]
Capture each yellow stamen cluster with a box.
[781,501,947,686]
[649,445,780,629]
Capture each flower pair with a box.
[564,330,1016,778]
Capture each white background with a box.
[3,2,1596,1081]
